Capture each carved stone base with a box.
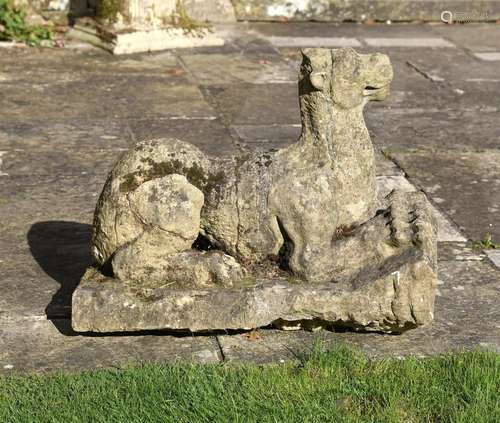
[72,249,437,334]
[68,18,224,54]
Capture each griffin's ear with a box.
[309,72,327,90]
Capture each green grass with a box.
[1,344,499,422]
[472,233,500,250]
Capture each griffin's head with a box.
[299,47,393,109]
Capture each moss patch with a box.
[119,158,226,198]
[170,0,210,34]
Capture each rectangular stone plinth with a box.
[68,19,224,54]
[72,256,437,334]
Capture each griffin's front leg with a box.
[284,189,437,284]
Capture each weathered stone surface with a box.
[184,0,236,23]
[74,187,437,333]
[73,47,438,333]
[68,0,234,53]
[69,21,225,55]
[73,237,435,333]
[376,175,466,242]
[218,259,500,362]
[96,0,234,26]
[91,48,395,281]
[108,174,245,287]
[437,242,485,262]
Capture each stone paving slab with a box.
[266,36,361,48]
[1,220,92,320]
[367,109,500,152]
[0,174,99,227]
[364,37,455,48]
[0,320,220,374]
[127,118,240,157]
[0,148,127,178]
[0,120,132,151]
[202,83,299,125]
[474,52,500,61]
[1,23,499,373]
[0,118,240,178]
[389,47,500,83]
[483,250,500,269]
[182,25,279,56]
[438,242,485,262]
[0,48,180,75]
[180,53,295,85]
[431,23,500,52]
[0,176,98,321]
[386,147,500,242]
[0,72,215,122]
[249,22,452,39]
[485,250,500,267]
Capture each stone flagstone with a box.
[474,52,500,61]
[364,37,455,48]
[1,22,499,373]
[266,36,361,47]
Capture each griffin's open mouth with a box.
[363,84,389,97]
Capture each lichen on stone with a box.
[80,48,438,335]
[119,157,226,198]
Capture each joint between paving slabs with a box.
[215,335,226,362]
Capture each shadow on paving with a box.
[25,222,268,339]
[50,319,256,339]
[27,221,92,320]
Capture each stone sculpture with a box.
[72,48,438,334]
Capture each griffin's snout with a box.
[362,53,393,101]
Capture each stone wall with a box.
[17,0,500,26]
[232,0,500,22]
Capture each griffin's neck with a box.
[298,92,368,162]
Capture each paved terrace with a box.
[1,22,499,373]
